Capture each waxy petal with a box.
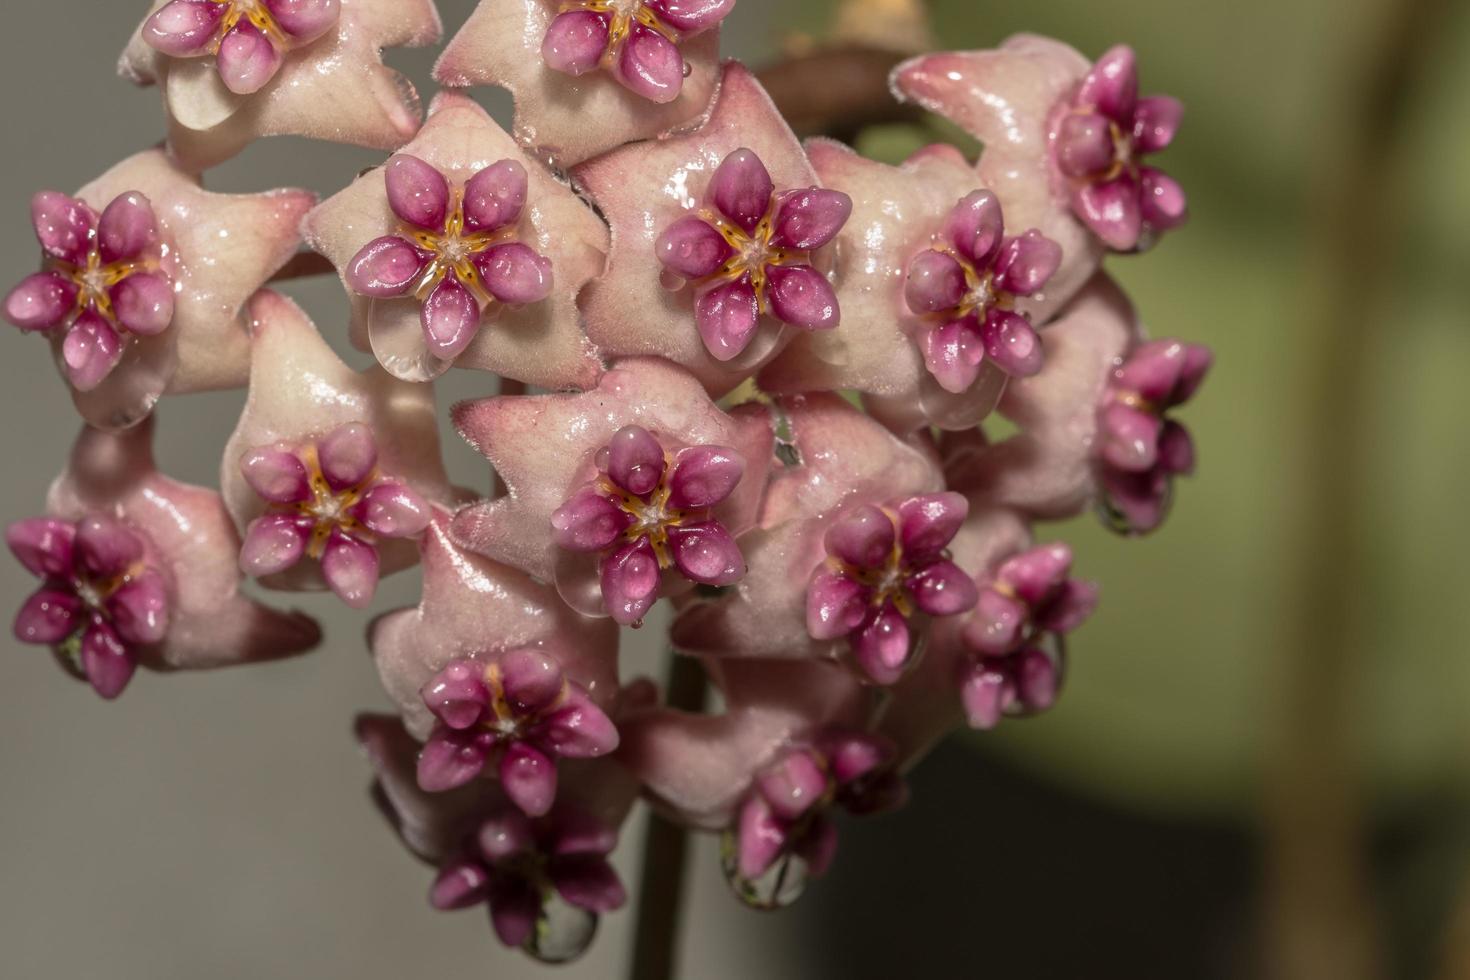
[1133,95,1183,154]
[355,482,432,538]
[959,664,1013,730]
[1099,402,1163,472]
[385,154,450,231]
[111,273,175,337]
[617,24,685,104]
[420,275,480,360]
[4,273,77,332]
[851,605,912,685]
[540,9,610,76]
[416,729,490,792]
[769,189,852,251]
[921,316,985,394]
[14,589,83,646]
[1073,176,1143,252]
[7,518,75,579]
[963,587,1028,656]
[143,0,229,57]
[896,492,967,560]
[598,538,661,625]
[605,425,666,497]
[1015,646,1060,711]
[347,236,427,297]
[488,877,541,949]
[646,0,736,33]
[945,190,1005,267]
[656,216,733,281]
[907,559,979,617]
[805,567,870,641]
[994,231,1062,297]
[736,796,788,881]
[217,21,283,96]
[32,192,95,266]
[1139,167,1189,233]
[321,531,380,608]
[500,647,563,714]
[262,0,341,41]
[240,447,311,504]
[825,504,894,570]
[552,488,633,553]
[81,621,136,700]
[667,521,744,586]
[429,860,491,910]
[1055,112,1115,178]
[904,250,967,314]
[1078,45,1138,122]
[474,242,553,306]
[982,309,1044,378]
[710,148,775,235]
[551,856,626,913]
[421,659,491,730]
[239,512,311,576]
[462,159,528,233]
[75,514,144,580]
[61,313,124,392]
[766,265,839,331]
[756,750,827,821]
[97,192,158,264]
[318,421,378,491]
[695,277,761,361]
[667,445,744,509]
[999,542,1073,607]
[500,741,558,816]
[108,569,171,646]
[1158,420,1196,475]
[536,691,620,758]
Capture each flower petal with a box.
[430,860,491,910]
[463,159,528,233]
[994,230,1062,297]
[1139,167,1188,233]
[667,445,743,509]
[1055,112,1114,178]
[32,191,95,266]
[416,728,490,791]
[474,242,553,306]
[97,192,158,264]
[61,312,124,392]
[645,0,736,34]
[768,188,852,251]
[421,659,490,730]
[695,277,761,361]
[262,0,340,42]
[74,514,144,580]
[656,216,733,280]
[959,663,1013,730]
[1158,420,1196,475]
[355,482,432,538]
[536,690,619,758]
[1077,44,1138,122]
[1099,402,1162,472]
[765,265,839,331]
[240,447,310,504]
[217,21,283,96]
[321,531,380,608]
[852,603,914,682]
[896,492,968,560]
[346,236,426,297]
[982,309,1044,378]
[7,518,75,579]
[1073,176,1143,251]
[1015,646,1060,711]
[420,275,480,360]
[111,273,175,337]
[107,568,171,646]
[499,647,563,714]
[805,567,869,641]
[921,317,985,394]
[606,425,666,496]
[756,750,827,821]
[540,9,610,76]
[488,876,541,949]
[667,520,744,586]
[906,559,978,617]
[617,24,684,104]
[598,538,661,625]
[824,504,894,570]
[735,796,787,881]
[945,190,1004,268]
[551,855,626,913]
[551,488,632,553]
[143,0,229,56]
[903,250,966,314]
[4,273,77,332]
[998,543,1073,606]
[239,512,311,577]
[1133,95,1183,154]
[14,589,83,645]
[81,621,136,700]
[962,587,1028,656]
[317,422,378,491]
[710,148,774,235]
[499,741,558,816]
[385,154,450,231]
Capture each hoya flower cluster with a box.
[5,2,1209,965]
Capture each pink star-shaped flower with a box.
[121,0,444,169]
[305,92,607,388]
[372,512,620,815]
[3,149,312,431]
[451,357,773,623]
[8,419,320,699]
[221,291,453,607]
[572,63,846,396]
[435,0,726,167]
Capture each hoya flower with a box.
[551,425,746,626]
[435,0,724,166]
[357,714,635,963]
[955,542,1097,729]
[452,357,773,622]
[8,420,320,699]
[3,149,312,430]
[306,93,605,387]
[893,35,1185,256]
[221,291,452,607]
[945,275,1211,535]
[573,63,847,395]
[121,0,444,170]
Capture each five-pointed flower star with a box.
[120,0,444,170]
[220,290,453,607]
[434,0,726,167]
[8,418,321,699]
[3,149,313,432]
[305,92,607,389]
[573,63,847,397]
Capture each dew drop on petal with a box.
[719,829,810,910]
[522,891,599,964]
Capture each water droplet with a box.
[1096,480,1171,538]
[682,62,693,79]
[719,830,810,910]
[522,891,598,964]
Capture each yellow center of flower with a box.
[697,205,810,315]
[598,458,692,570]
[292,445,379,560]
[213,1,288,50]
[402,187,517,307]
[824,507,917,618]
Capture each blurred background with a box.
[1,0,1468,977]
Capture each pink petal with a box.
[239,513,311,577]
[420,275,480,359]
[825,504,894,570]
[656,216,733,280]
[805,567,868,640]
[110,273,174,336]
[317,421,378,490]
[1177,344,1214,403]
[903,250,966,314]
[535,691,619,758]
[321,531,380,608]
[429,860,491,910]
[645,0,737,34]
[1073,176,1143,252]
[768,189,852,251]
[851,605,912,684]
[1099,402,1162,472]
[896,492,967,559]
[822,731,892,785]
[97,192,158,264]
[945,190,1004,268]
[617,24,684,104]
[13,589,83,645]
[81,621,136,700]
[1055,112,1115,178]
[4,273,77,332]
[143,0,228,57]
[736,796,787,881]
[546,811,619,858]
[541,10,610,77]
[416,729,491,791]
[488,877,541,949]
[1139,167,1188,233]
[1100,467,1170,534]
[906,559,978,617]
[240,447,311,503]
[695,277,760,361]
[346,236,426,297]
[106,568,171,646]
[478,809,537,862]
[74,515,143,580]
[1115,338,1188,404]
[598,538,661,625]
[385,154,450,231]
[462,159,528,233]
[959,664,1013,730]
[1039,578,1100,634]
[921,317,985,394]
[994,231,1062,297]
[796,816,839,878]
[551,856,626,913]
[1133,95,1183,154]
[982,309,1044,378]
[421,660,490,730]
[552,488,632,553]
[999,543,1073,607]
[1158,420,1196,475]
[766,265,839,330]
[756,750,827,821]
[606,424,667,496]
[474,242,553,305]
[500,647,564,714]
[709,148,774,234]
[216,21,283,96]
[499,741,558,816]
[7,517,75,579]
[667,445,744,509]
[963,587,1028,656]
[31,192,95,265]
[61,312,124,392]
[355,482,431,538]
[666,521,744,585]
[1078,45,1138,122]
[261,0,340,42]
[1015,646,1060,711]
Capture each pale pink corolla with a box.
[451,358,773,621]
[573,63,843,396]
[122,0,443,169]
[306,93,605,388]
[8,420,320,699]
[221,291,452,605]
[3,150,312,430]
[435,0,724,166]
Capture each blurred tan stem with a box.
[1265,0,1447,976]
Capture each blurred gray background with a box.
[3,1,1469,978]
